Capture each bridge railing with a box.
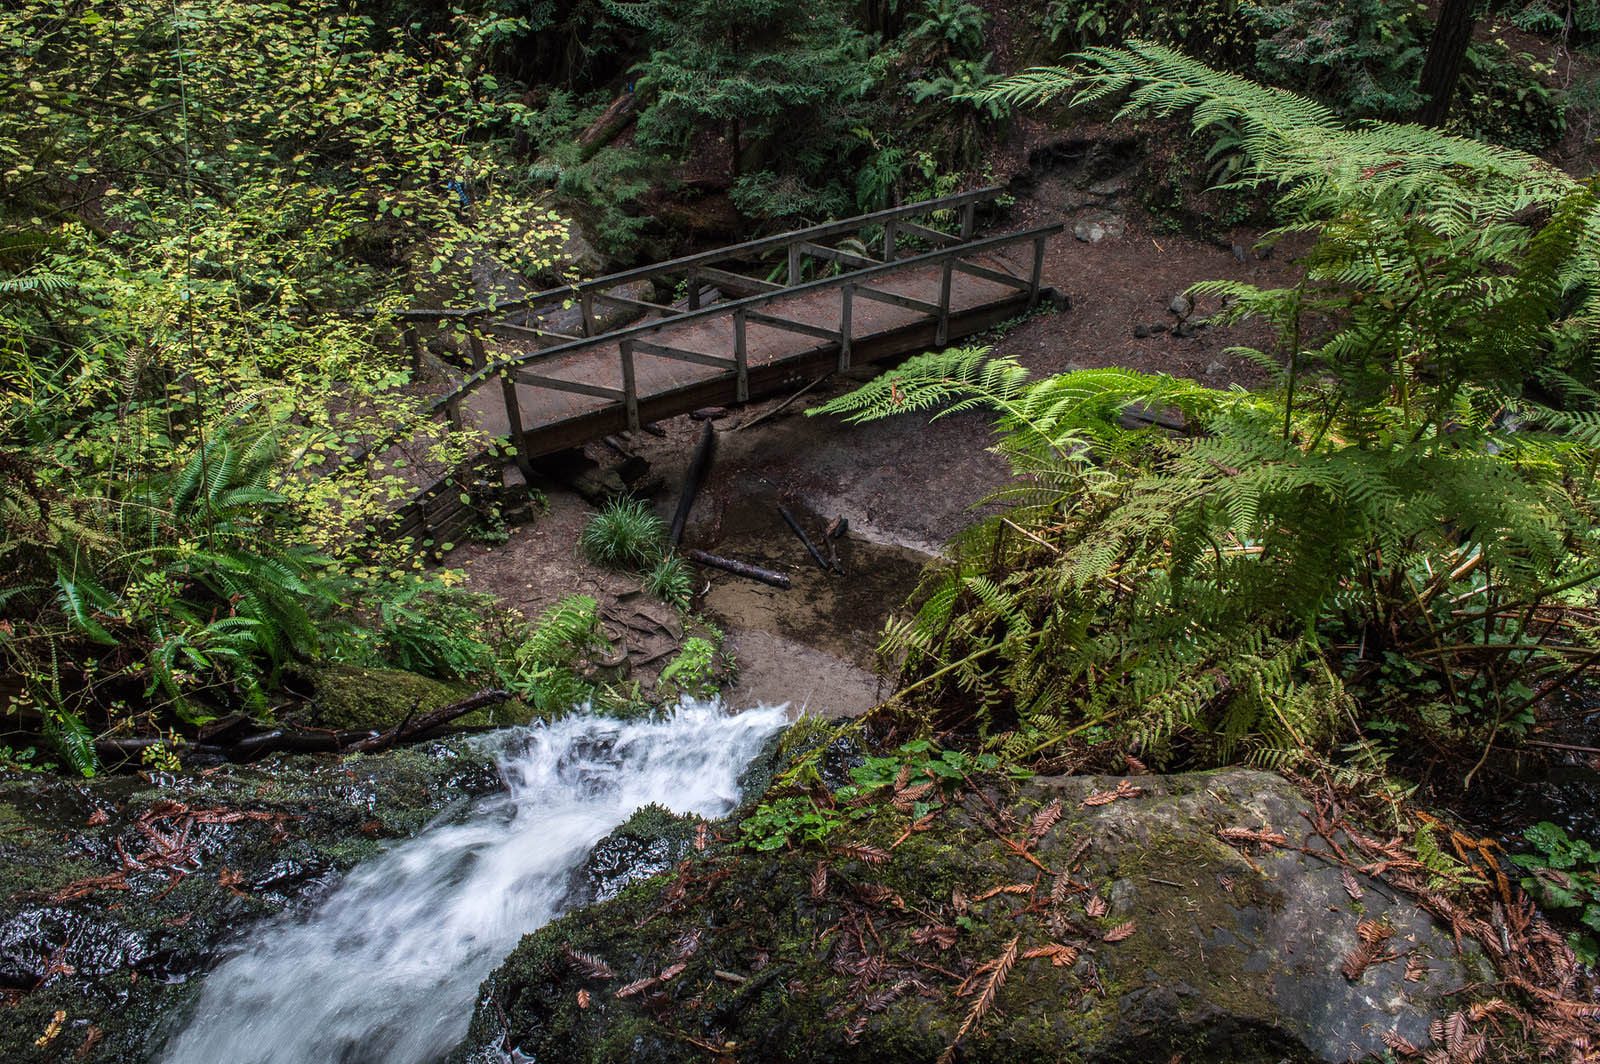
[393,186,1005,347]
[352,194,1059,479]
[458,224,1054,449]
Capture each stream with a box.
[158,702,789,1064]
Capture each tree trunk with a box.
[1416,0,1476,127]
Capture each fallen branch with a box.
[348,689,513,752]
[778,505,832,572]
[685,549,791,589]
[735,373,830,432]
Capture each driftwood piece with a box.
[778,505,832,572]
[686,549,791,589]
[669,420,716,546]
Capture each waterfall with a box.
[160,701,788,1064]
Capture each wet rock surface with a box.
[571,804,701,906]
[454,768,1489,1064]
[0,740,504,1062]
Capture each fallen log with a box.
[669,420,716,546]
[686,549,791,589]
[576,91,639,161]
[100,689,518,765]
[778,505,831,573]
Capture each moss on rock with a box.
[303,664,536,731]
[453,768,1489,1064]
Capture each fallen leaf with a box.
[35,1010,65,1048]
[1103,921,1137,943]
[973,883,1033,902]
[1022,943,1079,967]
[1085,895,1108,918]
[1340,869,1364,901]
[1028,798,1063,844]
[576,989,591,1009]
[1082,779,1143,807]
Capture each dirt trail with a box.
[458,165,1301,717]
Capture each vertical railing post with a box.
[444,394,464,434]
[733,309,749,403]
[1028,235,1046,310]
[936,257,953,346]
[838,284,853,372]
[883,219,898,262]
[498,363,534,482]
[619,338,640,431]
[687,272,701,311]
[787,242,802,287]
[960,202,976,240]
[580,290,596,337]
[467,329,488,371]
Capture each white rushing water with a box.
[161,701,788,1064]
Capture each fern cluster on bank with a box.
[823,52,1600,774]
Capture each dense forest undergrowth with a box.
[5,0,1600,1059]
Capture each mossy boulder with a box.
[302,664,535,731]
[571,804,702,907]
[0,738,505,1062]
[453,768,1488,1063]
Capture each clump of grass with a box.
[580,498,665,569]
[644,552,693,608]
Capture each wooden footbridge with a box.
[376,189,1062,542]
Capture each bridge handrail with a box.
[345,221,1058,472]
[392,187,1006,324]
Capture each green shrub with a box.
[1512,823,1600,964]
[579,498,666,569]
[657,636,719,698]
[643,552,693,609]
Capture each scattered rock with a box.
[1231,242,1249,265]
[1206,360,1227,377]
[1169,291,1196,319]
[1073,215,1126,244]
[690,407,729,421]
[1133,322,1169,339]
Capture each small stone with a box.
[1073,221,1107,244]
[1206,361,1226,376]
[1231,243,1248,265]
[1133,323,1168,339]
[1169,292,1195,319]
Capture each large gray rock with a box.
[454,768,1489,1064]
